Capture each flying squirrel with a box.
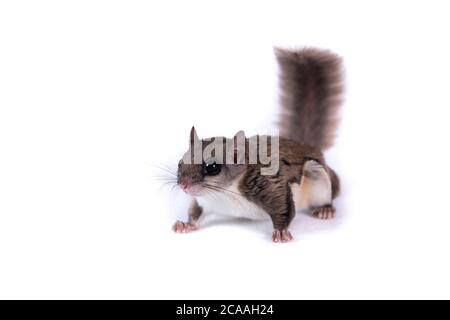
[173,48,344,242]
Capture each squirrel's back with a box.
[276,48,344,150]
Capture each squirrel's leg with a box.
[311,166,340,219]
[172,199,203,233]
[294,159,336,220]
[267,187,296,243]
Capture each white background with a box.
[1,0,450,299]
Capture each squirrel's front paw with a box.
[172,220,198,233]
[272,229,293,243]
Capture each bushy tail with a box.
[275,47,344,150]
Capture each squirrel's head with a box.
[176,127,247,196]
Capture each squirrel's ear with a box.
[190,126,200,144]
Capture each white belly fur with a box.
[196,177,269,220]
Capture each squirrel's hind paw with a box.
[312,205,336,219]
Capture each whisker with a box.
[149,163,177,177]
[148,162,180,191]
[203,183,242,196]
[151,175,177,181]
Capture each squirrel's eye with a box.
[204,161,221,176]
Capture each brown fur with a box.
[238,137,330,231]
[327,167,340,199]
[188,199,203,223]
[276,47,344,150]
